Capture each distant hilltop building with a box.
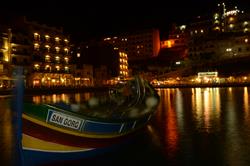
[103,29,161,61]
[102,29,160,77]
[188,2,250,61]
[159,1,250,67]
[213,2,249,33]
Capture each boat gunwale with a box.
[25,102,156,124]
[22,113,146,138]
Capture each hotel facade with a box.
[0,16,75,88]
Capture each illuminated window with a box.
[64,48,69,54]
[34,33,40,40]
[45,55,50,62]
[55,37,60,41]
[77,53,80,57]
[214,27,220,31]
[55,56,60,62]
[34,64,40,70]
[64,57,69,63]
[34,43,40,51]
[243,21,249,26]
[55,65,60,71]
[45,35,50,41]
[229,17,234,22]
[245,38,248,43]
[229,24,234,29]
[214,20,220,24]
[65,66,69,71]
[214,13,219,20]
[180,25,186,31]
[55,47,60,53]
[45,65,51,71]
[104,37,111,41]
[45,45,50,52]
[244,28,249,33]
[64,39,69,43]
[201,29,204,33]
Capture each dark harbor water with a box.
[1,87,250,166]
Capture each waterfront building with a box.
[26,18,74,87]
[0,28,13,88]
[1,16,75,88]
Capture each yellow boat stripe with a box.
[22,114,129,138]
[22,134,93,152]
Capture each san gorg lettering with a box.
[49,112,82,130]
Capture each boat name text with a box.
[47,110,82,130]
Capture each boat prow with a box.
[21,76,160,165]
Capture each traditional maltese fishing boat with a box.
[21,76,160,165]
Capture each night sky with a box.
[2,0,250,42]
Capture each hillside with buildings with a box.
[0,2,250,90]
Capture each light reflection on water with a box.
[153,87,250,165]
[30,93,93,104]
[0,98,16,165]
[191,88,221,132]
[1,87,250,165]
